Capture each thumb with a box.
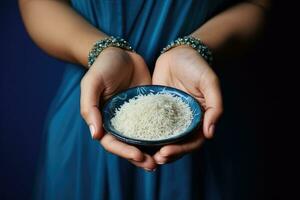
[201,76,223,139]
[203,107,222,139]
[80,73,105,140]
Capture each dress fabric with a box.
[34,1,240,200]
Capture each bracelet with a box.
[161,36,213,64]
[88,36,134,67]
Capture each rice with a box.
[111,93,193,140]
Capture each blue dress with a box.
[34,1,240,200]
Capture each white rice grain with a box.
[111,93,193,140]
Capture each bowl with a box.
[102,85,202,153]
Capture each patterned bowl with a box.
[102,85,202,149]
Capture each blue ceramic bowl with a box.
[102,85,202,148]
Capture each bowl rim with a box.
[102,85,202,146]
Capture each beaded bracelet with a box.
[161,36,213,64]
[88,36,134,67]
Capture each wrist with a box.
[91,46,131,66]
[87,36,134,68]
[161,36,213,64]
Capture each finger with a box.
[129,154,158,171]
[200,75,223,138]
[100,134,144,162]
[153,151,183,165]
[80,73,104,140]
[153,152,169,164]
[153,134,204,164]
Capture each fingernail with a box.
[156,159,166,165]
[89,124,95,138]
[155,156,166,165]
[144,168,156,172]
[208,124,215,137]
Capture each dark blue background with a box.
[0,1,65,199]
[0,1,296,200]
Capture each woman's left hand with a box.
[152,45,223,164]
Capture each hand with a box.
[80,47,157,171]
[152,45,223,164]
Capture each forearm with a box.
[191,0,270,58]
[19,0,107,67]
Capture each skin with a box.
[152,46,221,164]
[80,47,157,169]
[152,1,270,165]
[19,0,270,171]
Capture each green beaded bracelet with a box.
[161,36,213,64]
[88,36,134,67]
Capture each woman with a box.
[19,0,269,199]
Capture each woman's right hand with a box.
[80,47,157,171]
